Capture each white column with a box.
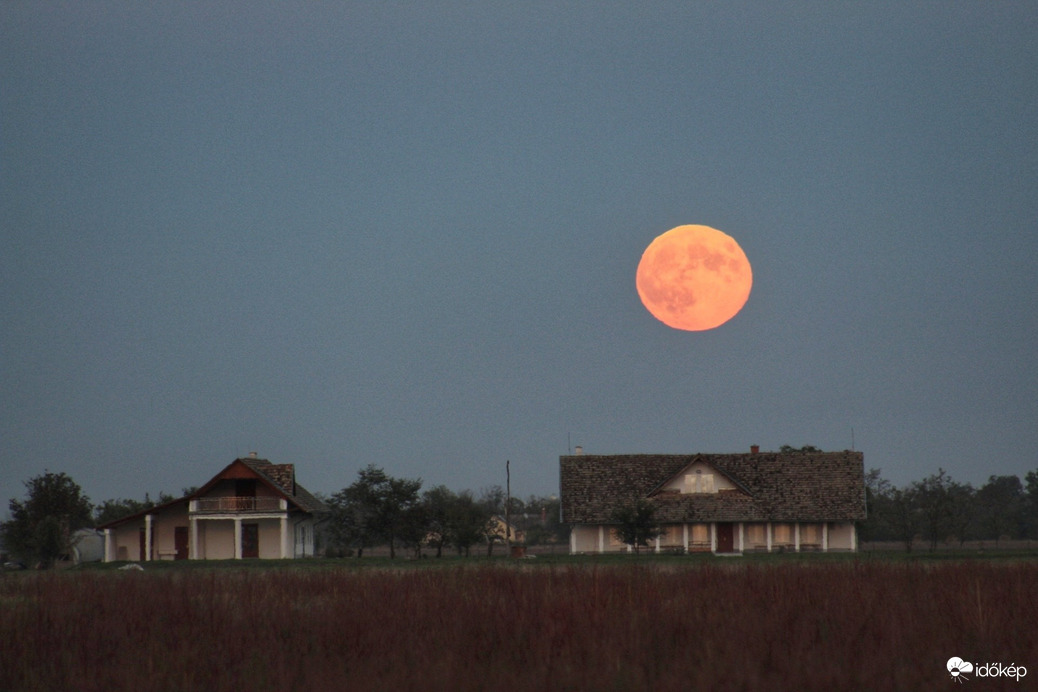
[598,526,604,553]
[280,516,289,559]
[145,514,153,562]
[190,517,199,559]
[766,522,772,552]
[654,534,660,553]
[570,528,577,554]
[683,524,689,553]
[794,523,801,552]
[710,523,717,553]
[738,523,744,553]
[234,518,242,560]
[822,523,829,552]
[103,528,113,562]
[851,524,858,552]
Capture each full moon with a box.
[636,224,753,331]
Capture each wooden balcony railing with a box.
[191,497,283,513]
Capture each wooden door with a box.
[716,523,734,553]
[174,526,189,560]
[242,523,259,558]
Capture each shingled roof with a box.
[560,451,865,524]
[240,458,328,514]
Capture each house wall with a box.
[108,523,144,561]
[827,522,856,550]
[744,523,767,550]
[658,461,739,493]
[202,479,283,500]
[568,521,860,554]
[258,519,283,559]
[570,525,602,553]
[201,521,235,559]
[152,505,188,559]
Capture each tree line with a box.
[862,467,1038,550]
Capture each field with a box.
[2,554,1036,691]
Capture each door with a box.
[716,523,734,553]
[174,526,189,560]
[139,527,147,561]
[242,523,259,558]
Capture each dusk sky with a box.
[3,3,1036,509]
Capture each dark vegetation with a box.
[2,558,1036,691]
[3,458,1038,566]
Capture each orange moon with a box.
[636,225,753,331]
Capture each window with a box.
[773,523,793,544]
[690,524,709,545]
[746,524,766,547]
[683,470,716,494]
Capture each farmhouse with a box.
[560,447,865,554]
[99,455,328,561]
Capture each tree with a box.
[94,497,154,525]
[859,468,893,542]
[779,445,823,453]
[448,491,491,557]
[1,471,93,568]
[1023,469,1038,539]
[327,465,423,558]
[610,499,663,554]
[944,481,976,547]
[422,485,456,558]
[519,495,568,547]
[885,486,920,552]
[914,468,954,551]
[976,475,1025,545]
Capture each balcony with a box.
[190,497,286,513]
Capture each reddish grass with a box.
[2,561,1036,691]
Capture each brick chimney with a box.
[750,445,759,455]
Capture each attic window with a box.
[683,470,716,494]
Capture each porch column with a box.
[103,528,113,562]
[280,516,289,559]
[145,514,153,562]
[190,517,198,560]
[570,528,577,554]
[822,523,829,552]
[234,518,242,560]
[851,524,858,552]
[710,523,717,553]
[654,534,660,553]
[766,522,772,552]
[794,523,801,552]
[598,526,604,554]
[683,524,689,553]
[738,523,744,553]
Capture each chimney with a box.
[248,451,258,459]
[574,445,583,456]
[750,445,759,455]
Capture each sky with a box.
[3,3,1037,510]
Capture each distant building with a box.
[98,456,328,561]
[560,447,865,554]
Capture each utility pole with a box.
[505,460,511,554]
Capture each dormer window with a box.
[683,470,716,494]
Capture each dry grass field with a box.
[2,557,1036,691]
